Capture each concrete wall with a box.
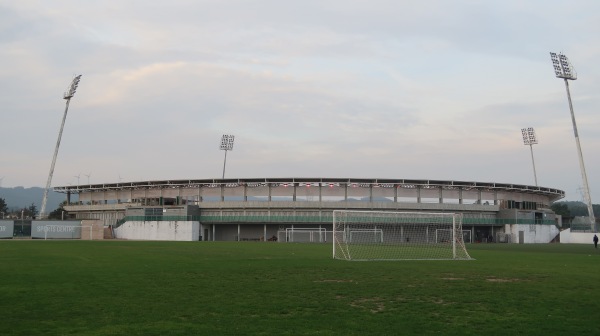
[214,224,238,241]
[114,221,200,241]
[32,220,86,239]
[559,229,598,244]
[504,224,559,243]
[81,220,105,240]
[0,220,14,238]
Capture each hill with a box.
[0,187,65,212]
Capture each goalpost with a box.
[333,210,473,261]
[277,228,328,243]
[43,225,93,240]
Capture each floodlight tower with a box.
[40,75,82,219]
[549,52,595,230]
[521,127,539,186]
[220,134,235,179]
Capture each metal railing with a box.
[112,215,557,227]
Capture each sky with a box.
[1,0,600,203]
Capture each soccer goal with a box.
[43,225,93,240]
[333,210,473,261]
[277,228,328,243]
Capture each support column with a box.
[344,183,348,202]
[319,183,322,202]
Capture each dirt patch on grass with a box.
[350,297,386,313]
[430,298,453,305]
[441,277,464,281]
[314,279,355,283]
[486,278,522,282]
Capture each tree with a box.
[567,203,588,217]
[0,198,8,217]
[24,203,38,219]
[551,202,571,217]
[48,201,68,220]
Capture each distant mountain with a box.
[0,187,65,212]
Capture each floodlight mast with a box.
[220,134,235,179]
[521,127,538,186]
[549,52,595,230]
[40,75,82,219]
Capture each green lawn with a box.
[1,241,599,335]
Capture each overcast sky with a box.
[1,1,599,202]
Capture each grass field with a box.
[1,241,599,335]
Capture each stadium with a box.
[41,177,568,244]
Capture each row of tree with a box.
[0,198,67,220]
[550,201,600,219]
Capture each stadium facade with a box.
[52,177,565,243]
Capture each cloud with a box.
[1,0,600,203]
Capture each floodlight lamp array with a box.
[220,134,235,150]
[521,127,537,145]
[63,74,82,99]
[550,52,577,80]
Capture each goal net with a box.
[333,210,473,260]
[435,229,472,244]
[277,228,328,243]
[349,229,384,243]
